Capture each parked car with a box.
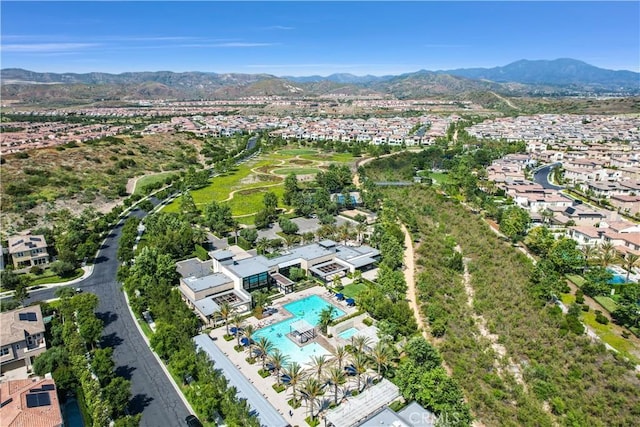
[185,415,203,427]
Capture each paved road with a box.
[15,207,190,427]
[533,163,563,190]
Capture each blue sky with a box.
[1,1,638,75]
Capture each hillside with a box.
[2,59,638,104]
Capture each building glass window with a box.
[0,347,9,356]
[242,271,270,291]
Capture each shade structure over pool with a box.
[336,293,345,301]
[240,337,250,346]
[346,298,355,306]
[290,319,314,336]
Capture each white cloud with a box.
[264,25,294,30]
[180,42,277,48]
[1,43,100,52]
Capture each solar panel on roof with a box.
[41,384,55,391]
[25,394,38,408]
[18,313,28,321]
[27,312,37,321]
[0,398,13,408]
[25,392,51,408]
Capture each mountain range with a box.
[1,59,638,104]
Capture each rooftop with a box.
[325,379,400,427]
[7,235,47,255]
[193,334,289,427]
[0,377,62,427]
[182,272,233,293]
[0,306,45,345]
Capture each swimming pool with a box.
[607,269,633,284]
[338,327,360,340]
[253,295,345,366]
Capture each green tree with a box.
[524,226,556,257]
[278,217,299,235]
[269,349,289,385]
[547,238,584,274]
[13,281,29,306]
[326,366,346,404]
[499,206,530,242]
[282,361,304,404]
[283,173,299,205]
[203,201,234,236]
[104,376,132,419]
[263,192,278,218]
[91,347,115,386]
[33,347,68,376]
[318,306,337,334]
[239,228,259,245]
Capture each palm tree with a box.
[355,222,367,245]
[337,223,352,245]
[302,231,315,244]
[231,313,244,347]
[618,252,640,283]
[300,377,323,420]
[598,242,617,267]
[256,237,270,255]
[351,353,369,392]
[191,226,208,246]
[352,269,363,284]
[369,341,392,380]
[309,354,329,380]
[326,366,346,405]
[255,336,273,370]
[318,306,337,334]
[215,302,233,336]
[540,208,555,225]
[581,245,598,271]
[282,361,304,404]
[332,345,349,370]
[243,324,255,356]
[350,335,371,355]
[269,349,289,385]
[283,233,299,249]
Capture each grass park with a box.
[161,148,355,224]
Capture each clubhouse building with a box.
[177,239,379,324]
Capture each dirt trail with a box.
[455,244,527,388]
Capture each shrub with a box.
[363,317,374,326]
[50,261,77,278]
[30,266,44,275]
[581,305,590,312]
[575,289,585,304]
[595,311,609,325]
[272,384,285,393]
[258,369,270,378]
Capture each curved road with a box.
[533,163,563,190]
[14,207,190,427]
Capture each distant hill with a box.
[2,59,638,104]
[440,59,640,92]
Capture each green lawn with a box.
[299,152,354,162]
[341,282,368,299]
[29,268,84,286]
[561,293,638,364]
[133,172,177,195]
[272,167,322,175]
[278,148,318,156]
[226,185,286,216]
[421,171,453,186]
[581,309,639,364]
[566,274,586,288]
[594,296,618,313]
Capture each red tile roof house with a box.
[0,377,63,427]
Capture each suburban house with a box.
[0,306,47,376]
[7,235,49,270]
[178,240,379,325]
[610,194,640,216]
[0,377,63,427]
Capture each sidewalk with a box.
[0,265,94,298]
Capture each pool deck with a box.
[208,286,366,427]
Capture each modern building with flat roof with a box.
[177,240,379,325]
